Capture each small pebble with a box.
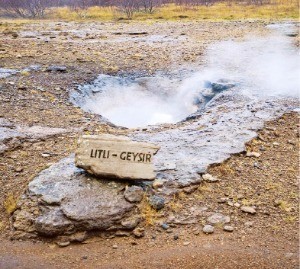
[161,223,169,230]
[241,206,256,214]
[223,225,234,232]
[173,235,179,240]
[183,241,190,246]
[246,151,261,158]
[56,241,70,247]
[112,244,118,249]
[202,173,219,182]
[203,225,214,234]
[245,221,254,227]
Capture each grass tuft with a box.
[4,193,17,215]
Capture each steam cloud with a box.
[80,25,300,128]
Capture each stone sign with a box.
[75,134,160,180]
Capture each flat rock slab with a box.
[75,134,160,180]
[13,155,141,237]
[0,118,72,154]
[131,91,297,187]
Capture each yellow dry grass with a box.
[4,193,17,215]
[48,2,299,21]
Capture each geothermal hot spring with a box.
[71,25,299,130]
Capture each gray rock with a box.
[148,195,165,210]
[223,225,234,232]
[211,81,235,92]
[124,186,144,203]
[12,156,140,237]
[46,65,67,72]
[207,213,230,225]
[0,118,71,154]
[244,221,254,227]
[241,206,256,214]
[161,223,169,230]
[203,225,214,234]
[0,68,18,79]
[121,216,140,229]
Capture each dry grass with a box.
[4,193,17,215]
[34,2,299,22]
[139,195,161,226]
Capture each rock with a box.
[112,244,118,249]
[132,227,145,238]
[183,242,190,246]
[203,225,214,234]
[161,223,169,230]
[0,68,18,79]
[127,32,148,35]
[211,81,235,92]
[223,225,234,232]
[46,65,67,72]
[12,156,140,237]
[173,235,179,240]
[183,185,198,194]
[274,199,282,207]
[152,179,164,189]
[56,241,70,247]
[14,167,23,173]
[124,186,144,203]
[234,202,241,208]
[121,216,140,229]
[115,230,130,237]
[244,221,254,227]
[148,195,165,210]
[75,134,160,180]
[0,119,70,154]
[285,31,298,37]
[241,206,256,214]
[246,151,261,157]
[218,197,228,203]
[202,174,219,182]
[70,231,88,243]
[160,162,176,170]
[207,213,230,225]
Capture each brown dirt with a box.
[0,20,299,268]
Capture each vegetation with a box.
[4,193,17,215]
[0,0,298,20]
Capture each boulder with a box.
[12,155,141,237]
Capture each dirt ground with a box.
[0,20,299,268]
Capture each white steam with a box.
[207,35,300,97]
[80,27,300,128]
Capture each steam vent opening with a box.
[70,73,234,128]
